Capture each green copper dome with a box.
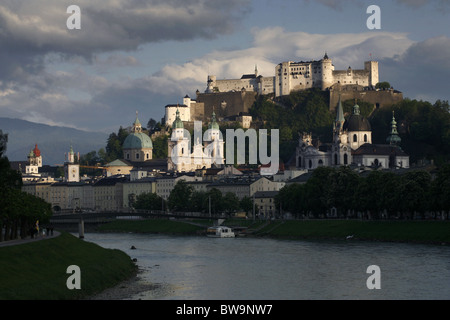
[172,109,184,129]
[208,111,220,130]
[123,132,153,149]
[122,112,153,149]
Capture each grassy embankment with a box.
[254,220,450,244]
[98,218,450,244]
[0,232,137,300]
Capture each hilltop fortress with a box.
[208,53,379,95]
[165,53,403,127]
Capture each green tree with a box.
[0,129,51,242]
[431,164,450,219]
[239,196,253,214]
[397,171,431,219]
[147,118,157,132]
[190,191,209,212]
[105,127,129,162]
[133,192,164,211]
[152,135,168,159]
[223,192,240,214]
[168,180,193,212]
[323,166,359,217]
[0,129,7,157]
[275,183,306,218]
[304,166,335,217]
[206,188,224,215]
[370,98,450,164]
[375,82,391,90]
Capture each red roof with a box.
[33,144,41,157]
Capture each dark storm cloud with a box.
[0,0,251,80]
[380,36,450,101]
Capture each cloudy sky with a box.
[0,0,449,132]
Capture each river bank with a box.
[86,268,158,300]
[96,218,450,245]
[0,232,137,300]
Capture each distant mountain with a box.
[0,117,108,165]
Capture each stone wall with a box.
[193,90,257,122]
[329,84,403,111]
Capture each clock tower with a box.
[64,145,80,182]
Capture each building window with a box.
[364,134,368,142]
[353,134,357,143]
[334,154,338,165]
[309,160,312,169]
[344,154,348,165]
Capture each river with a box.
[83,232,450,300]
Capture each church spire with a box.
[336,94,345,124]
[386,111,401,145]
[334,94,345,134]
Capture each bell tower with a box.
[64,145,80,182]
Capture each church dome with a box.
[123,112,153,150]
[343,103,371,132]
[343,116,371,132]
[123,132,153,149]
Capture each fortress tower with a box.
[321,53,334,90]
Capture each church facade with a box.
[167,109,224,173]
[296,98,409,170]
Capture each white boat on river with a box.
[206,226,235,238]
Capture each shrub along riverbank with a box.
[0,232,137,300]
[97,218,450,244]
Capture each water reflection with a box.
[83,233,450,300]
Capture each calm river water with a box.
[83,232,450,300]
